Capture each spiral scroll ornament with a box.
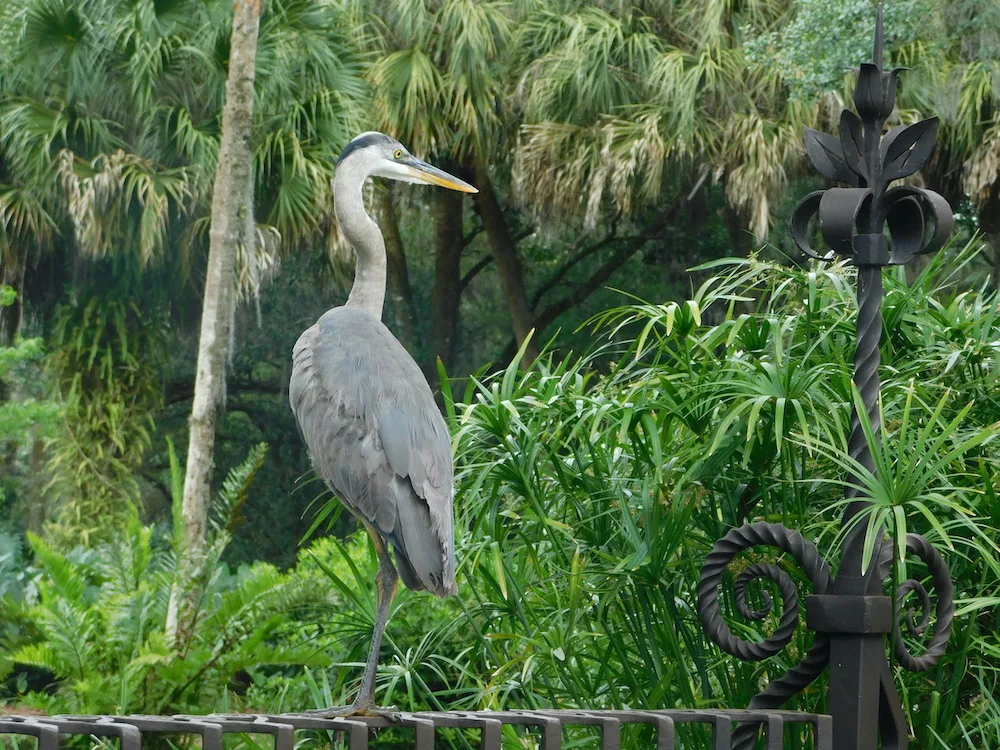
[697,522,832,662]
[893,533,955,672]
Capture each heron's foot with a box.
[301,702,400,721]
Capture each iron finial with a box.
[873,4,884,71]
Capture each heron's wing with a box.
[289,307,456,596]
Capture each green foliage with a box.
[0,0,368,262]
[1,443,330,715]
[0,531,38,686]
[43,284,167,543]
[367,0,511,158]
[744,0,928,100]
[212,441,268,538]
[300,240,1000,747]
[166,435,185,545]
[5,243,1000,745]
[241,529,477,714]
[0,287,58,441]
[0,0,369,542]
[2,523,325,714]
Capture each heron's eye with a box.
[393,149,403,159]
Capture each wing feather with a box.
[290,307,456,596]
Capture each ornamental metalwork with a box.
[0,710,834,749]
[696,8,955,750]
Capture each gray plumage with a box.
[290,307,456,595]
[289,132,476,622]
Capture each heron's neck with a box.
[335,166,386,320]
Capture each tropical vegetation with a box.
[1,0,999,748]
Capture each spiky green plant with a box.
[2,442,331,715]
[301,239,1000,748]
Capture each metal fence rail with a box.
[0,710,832,749]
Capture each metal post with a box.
[697,6,956,749]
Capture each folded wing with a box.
[289,307,456,596]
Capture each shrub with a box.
[307,241,1000,748]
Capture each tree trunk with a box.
[967,181,1000,290]
[25,431,46,535]
[721,204,753,258]
[429,186,464,379]
[990,233,1000,292]
[473,160,539,365]
[377,188,420,351]
[166,0,260,645]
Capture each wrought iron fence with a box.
[0,710,833,749]
[1,8,956,750]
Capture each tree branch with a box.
[458,230,532,295]
[535,238,650,332]
[496,209,677,365]
[462,227,484,248]
[529,223,641,311]
[459,254,494,293]
[167,379,282,406]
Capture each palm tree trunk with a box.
[377,188,420,351]
[473,159,539,365]
[25,430,47,535]
[722,204,753,258]
[166,0,261,644]
[429,186,465,378]
[969,185,1000,290]
[989,233,1000,292]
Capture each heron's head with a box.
[336,132,478,194]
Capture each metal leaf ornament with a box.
[881,118,938,181]
[839,111,867,184]
[803,128,858,186]
[853,64,905,123]
[791,15,953,266]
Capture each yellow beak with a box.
[403,157,479,194]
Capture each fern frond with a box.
[8,642,61,672]
[26,532,89,603]
[99,511,155,597]
[31,600,102,682]
[210,442,268,538]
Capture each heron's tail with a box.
[389,479,457,597]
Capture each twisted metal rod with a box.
[837,264,886,590]
[696,15,958,744]
[731,633,833,750]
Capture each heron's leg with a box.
[352,522,399,710]
[304,522,399,719]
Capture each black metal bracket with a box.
[696,7,955,750]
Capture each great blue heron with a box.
[289,132,476,717]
